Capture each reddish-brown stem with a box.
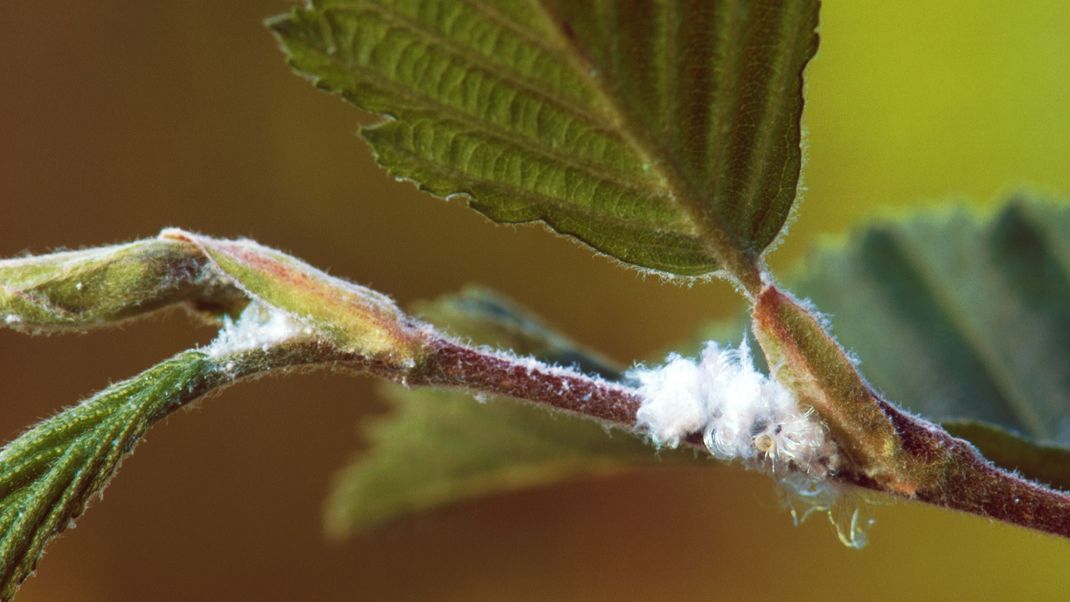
[875,402,1070,537]
[410,339,643,425]
[352,332,1070,540]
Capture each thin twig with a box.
[345,334,1070,540]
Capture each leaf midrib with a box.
[526,0,761,286]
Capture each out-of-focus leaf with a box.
[326,388,675,535]
[325,287,692,535]
[269,1,819,277]
[793,198,1070,487]
[0,351,223,601]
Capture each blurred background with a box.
[2,1,1070,600]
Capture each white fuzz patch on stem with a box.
[203,301,311,360]
[629,340,875,546]
[631,340,839,479]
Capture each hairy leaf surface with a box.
[794,198,1070,488]
[325,287,693,534]
[269,0,819,277]
[0,238,242,332]
[0,352,222,601]
[162,229,423,361]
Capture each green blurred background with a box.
[2,1,1069,600]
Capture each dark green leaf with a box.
[269,0,819,277]
[793,198,1070,487]
[0,351,223,601]
[325,287,692,535]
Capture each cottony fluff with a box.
[631,340,839,479]
[203,301,311,359]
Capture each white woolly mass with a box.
[203,301,311,360]
[631,340,839,479]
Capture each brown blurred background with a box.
[2,1,1070,600]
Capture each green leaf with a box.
[327,387,672,535]
[161,229,424,363]
[325,287,691,535]
[268,0,819,278]
[792,198,1070,488]
[0,230,444,598]
[0,238,243,332]
[0,351,224,601]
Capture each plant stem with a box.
[337,312,1070,540]
[8,234,1070,543]
[412,339,642,425]
[849,401,1070,539]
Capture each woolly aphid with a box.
[628,339,880,546]
[631,339,840,480]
